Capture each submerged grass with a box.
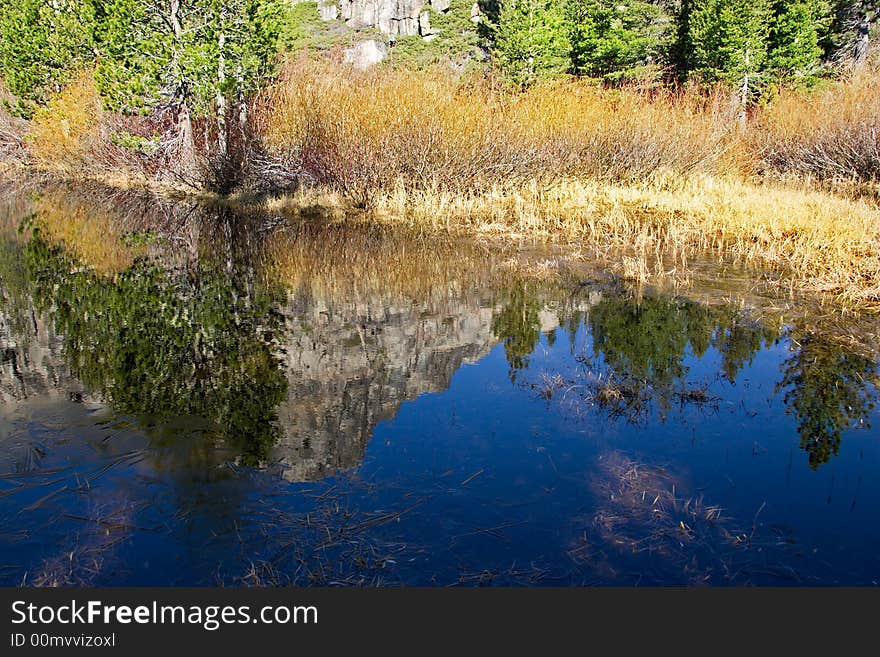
[270,175,880,307]
[573,451,804,585]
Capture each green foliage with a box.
[688,0,773,88]
[767,0,832,82]
[686,0,831,96]
[0,0,96,117]
[279,2,326,51]
[567,0,672,81]
[490,0,571,85]
[94,0,286,117]
[109,130,160,155]
[0,0,286,119]
[91,0,169,114]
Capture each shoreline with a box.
[3,166,879,312]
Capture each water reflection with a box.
[0,184,879,585]
[582,290,780,420]
[1,186,878,475]
[779,330,878,469]
[24,220,287,467]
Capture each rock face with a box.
[317,0,475,40]
[343,39,388,69]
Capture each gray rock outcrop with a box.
[343,39,389,69]
[315,0,479,40]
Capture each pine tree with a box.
[0,0,284,163]
[566,0,672,82]
[767,0,832,83]
[688,0,773,122]
[491,0,571,86]
[0,0,96,117]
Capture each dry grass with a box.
[260,61,880,306]
[19,71,194,188]
[570,451,802,584]
[273,174,880,306]
[10,59,880,307]
[262,58,736,206]
[754,62,880,182]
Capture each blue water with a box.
[0,187,878,586]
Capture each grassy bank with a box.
[264,174,880,307]
[4,58,880,307]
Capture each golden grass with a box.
[267,174,880,307]
[257,61,880,306]
[11,58,880,307]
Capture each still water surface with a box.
[1,185,878,585]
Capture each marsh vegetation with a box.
[1,1,879,305]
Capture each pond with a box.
[1,184,879,586]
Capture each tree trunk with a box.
[170,0,197,176]
[854,11,870,66]
[738,48,750,129]
[237,64,247,131]
[216,12,228,159]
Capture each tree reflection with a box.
[583,292,778,418]
[778,331,878,469]
[491,281,542,381]
[23,212,288,466]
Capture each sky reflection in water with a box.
[0,186,878,586]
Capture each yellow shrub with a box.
[27,73,103,172]
[261,58,739,205]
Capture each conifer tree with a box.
[0,0,96,117]
[688,0,773,122]
[491,0,571,86]
[767,0,832,82]
[566,0,672,81]
[0,1,285,167]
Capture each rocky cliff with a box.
[314,0,480,40]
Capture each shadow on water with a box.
[0,183,878,585]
